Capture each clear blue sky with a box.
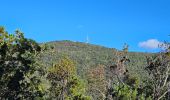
[0,0,169,52]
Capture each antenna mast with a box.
[86,34,89,43]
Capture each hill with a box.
[40,40,152,80]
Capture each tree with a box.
[106,44,148,100]
[0,27,43,99]
[47,56,90,100]
[86,65,106,100]
[105,45,130,99]
[145,51,170,100]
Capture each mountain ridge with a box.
[39,40,153,80]
[42,40,154,54]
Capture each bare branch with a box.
[162,64,170,88]
[158,89,170,100]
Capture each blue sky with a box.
[0,0,169,52]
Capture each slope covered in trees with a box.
[1,27,170,100]
[40,40,152,80]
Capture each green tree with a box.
[0,27,43,99]
[47,56,90,100]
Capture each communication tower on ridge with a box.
[86,34,89,43]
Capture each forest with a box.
[0,26,170,100]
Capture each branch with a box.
[162,64,170,88]
[90,87,106,99]
[158,89,170,100]
[116,74,125,85]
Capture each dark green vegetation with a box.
[0,27,170,100]
[41,40,151,80]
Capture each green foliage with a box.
[66,76,91,100]
[0,27,43,99]
[1,26,168,100]
[48,56,76,79]
[47,56,90,99]
[105,45,154,100]
[113,83,137,99]
[39,41,152,81]
[111,75,151,100]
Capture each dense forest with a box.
[0,26,170,100]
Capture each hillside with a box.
[40,40,152,80]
